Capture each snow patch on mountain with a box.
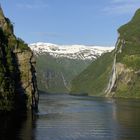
[29,42,114,60]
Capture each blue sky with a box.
[1,0,140,45]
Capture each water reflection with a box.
[0,111,36,140]
[0,95,140,140]
[35,95,140,140]
[114,99,140,140]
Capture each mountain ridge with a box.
[30,42,114,93]
[71,8,140,98]
[30,42,114,60]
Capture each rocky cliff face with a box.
[0,6,38,111]
[71,9,140,98]
[105,9,140,98]
[14,49,39,109]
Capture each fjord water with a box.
[1,94,140,140]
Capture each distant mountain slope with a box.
[30,43,113,93]
[71,9,140,98]
[71,52,114,96]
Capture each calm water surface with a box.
[0,94,140,140]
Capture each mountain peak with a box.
[132,8,140,21]
[30,42,114,60]
[118,8,140,41]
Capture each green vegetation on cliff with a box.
[0,6,38,111]
[112,8,140,98]
[116,9,140,70]
[71,9,140,98]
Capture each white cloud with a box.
[103,0,140,15]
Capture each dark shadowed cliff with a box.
[0,6,39,111]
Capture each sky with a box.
[1,0,140,46]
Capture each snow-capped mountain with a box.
[29,42,114,60]
[29,42,114,93]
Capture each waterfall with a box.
[105,54,117,96]
[61,72,70,91]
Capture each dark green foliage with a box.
[118,9,140,41]
[0,28,16,110]
[117,9,140,70]
[0,9,32,111]
[17,38,30,51]
[4,18,14,35]
[114,9,140,97]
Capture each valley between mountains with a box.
[30,43,113,93]
[1,3,140,140]
[30,9,140,98]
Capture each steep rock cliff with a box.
[106,9,140,98]
[71,9,140,98]
[0,6,38,111]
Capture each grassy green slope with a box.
[71,52,114,95]
[117,9,140,70]
[36,54,92,93]
[114,9,140,98]
[71,8,140,98]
